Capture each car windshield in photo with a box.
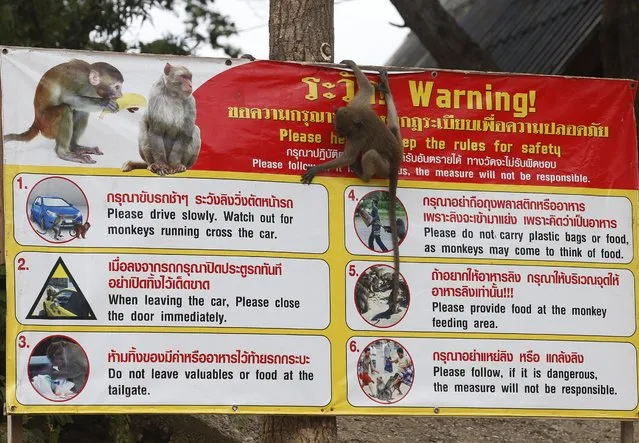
[42,197,71,207]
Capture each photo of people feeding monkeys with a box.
[355,264,410,327]
[357,339,414,404]
[3,57,201,176]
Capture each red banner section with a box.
[193,61,638,190]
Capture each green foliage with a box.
[19,415,75,443]
[182,0,241,57]
[140,33,191,55]
[360,191,407,218]
[109,415,134,443]
[0,0,240,56]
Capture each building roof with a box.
[386,0,603,75]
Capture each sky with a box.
[125,0,410,65]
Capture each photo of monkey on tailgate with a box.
[301,60,405,316]
[3,59,132,164]
[28,336,89,401]
[122,63,201,176]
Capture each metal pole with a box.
[0,50,5,264]
[7,414,23,443]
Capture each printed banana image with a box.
[100,92,148,118]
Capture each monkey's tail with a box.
[121,161,148,172]
[388,160,401,314]
[4,122,39,142]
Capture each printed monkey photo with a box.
[71,221,91,239]
[31,284,94,320]
[122,63,201,176]
[355,264,410,327]
[357,339,414,404]
[28,335,89,401]
[27,257,96,320]
[27,177,89,244]
[301,60,405,316]
[3,59,133,164]
[354,190,407,253]
[51,214,65,240]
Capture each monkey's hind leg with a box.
[138,130,170,176]
[70,110,103,156]
[350,158,364,177]
[357,151,390,181]
[183,126,202,169]
[168,127,201,175]
[147,162,171,176]
[168,165,187,174]
[44,106,95,164]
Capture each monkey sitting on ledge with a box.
[122,63,201,176]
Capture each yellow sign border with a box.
[5,164,639,418]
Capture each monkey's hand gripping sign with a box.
[3,47,639,420]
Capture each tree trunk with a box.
[261,416,337,443]
[601,0,639,144]
[601,0,621,77]
[601,0,639,80]
[263,1,337,442]
[269,0,334,62]
[389,0,499,71]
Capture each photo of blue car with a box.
[26,177,89,243]
[30,196,83,231]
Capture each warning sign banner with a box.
[2,46,638,418]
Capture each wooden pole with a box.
[621,421,634,443]
[262,1,336,442]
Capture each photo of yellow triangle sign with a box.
[26,257,96,320]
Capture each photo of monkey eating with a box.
[28,336,89,401]
[355,264,410,327]
[3,59,132,164]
